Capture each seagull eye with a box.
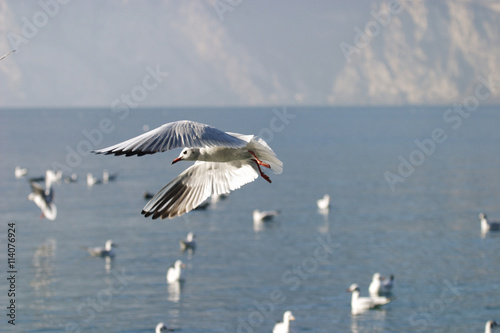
[183,151,187,154]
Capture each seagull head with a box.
[347,284,360,292]
[172,148,200,164]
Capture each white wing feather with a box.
[93,120,247,156]
[143,161,259,219]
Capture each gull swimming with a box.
[253,209,280,222]
[94,120,283,219]
[85,240,117,257]
[273,311,295,333]
[347,283,391,315]
[479,213,500,233]
[369,273,394,295]
[155,322,174,332]
[179,232,196,251]
[317,194,330,210]
[15,166,28,179]
[167,260,185,283]
[485,320,498,333]
[27,171,57,220]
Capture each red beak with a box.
[172,157,182,164]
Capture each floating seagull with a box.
[85,240,117,257]
[87,173,102,186]
[155,322,174,332]
[479,213,500,233]
[102,169,117,183]
[63,173,78,183]
[167,260,185,283]
[347,283,391,315]
[27,172,57,220]
[253,209,280,222]
[485,320,498,333]
[273,311,295,333]
[0,49,16,61]
[179,232,196,251]
[15,166,28,179]
[369,273,394,295]
[211,193,229,204]
[94,120,283,219]
[317,194,330,210]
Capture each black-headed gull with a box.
[273,311,295,333]
[317,194,330,210]
[155,322,174,332]
[85,240,117,257]
[102,169,117,183]
[347,283,391,315]
[479,213,500,233]
[94,120,283,219]
[369,273,394,295]
[15,166,28,179]
[27,172,57,220]
[87,173,102,186]
[485,320,498,333]
[167,260,185,283]
[253,209,280,222]
[179,232,196,251]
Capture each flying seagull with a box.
[0,49,16,61]
[93,120,283,219]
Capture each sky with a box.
[0,0,499,108]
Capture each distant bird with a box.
[317,194,330,210]
[102,169,117,183]
[15,166,28,179]
[143,191,154,200]
[273,311,295,333]
[85,240,117,257]
[155,322,174,332]
[27,171,57,220]
[485,320,498,333]
[369,273,394,295]
[253,209,280,222]
[93,120,282,219]
[63,173,78,183]
[0,49,16,61]
[479,213,500,233]
[347,283,391,315]
[167,260,185,283]
[87,173,102,186]
[179,232,196,251]
[211,193,229,204]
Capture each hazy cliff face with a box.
[1,0,499,107]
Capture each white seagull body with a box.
[87,173,102,186]
[86,240,117,257]
[479,213,500,233]
[15,166,28,179]
[167,260,185,283]
[317,194,330,210]
[369,273,394,295]
[155,322,174,332]
[253,209,280,222]
[27,172,57,220]
[179,232,196,251]
[273,311,295,333]
[485,320,498,333]
[94,120,283,219]
[348,283,391,315]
